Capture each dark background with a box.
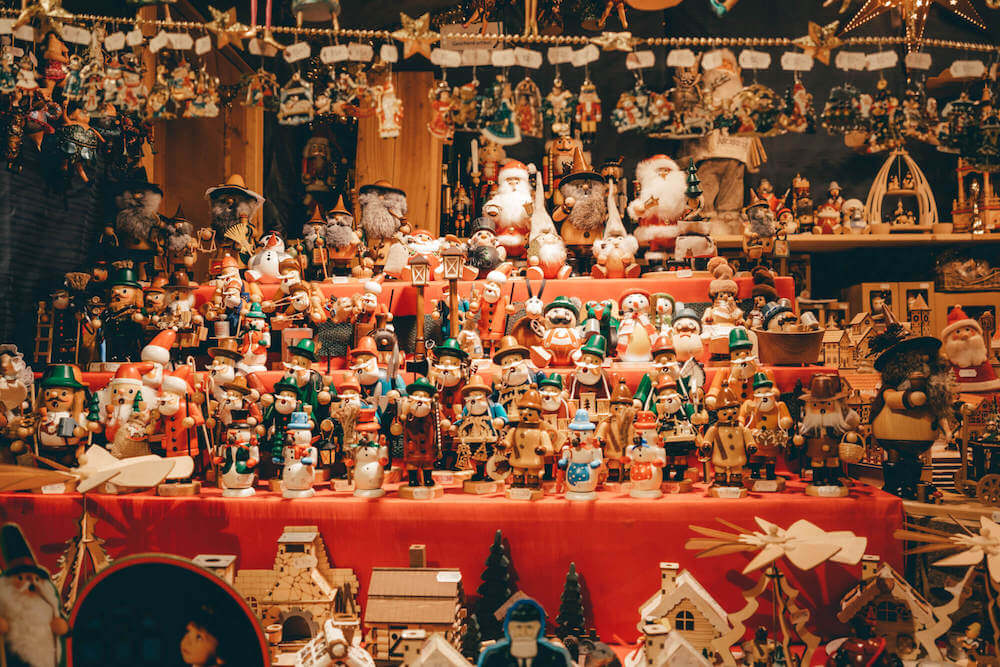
[1,0,995,356]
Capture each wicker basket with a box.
[754,329,825,366]
[937,266,1000,292]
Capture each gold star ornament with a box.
[842,0,986,47]
[14,0,74,35]
[793,20,843,65]
[591,31,634,52]
[206,5,248,50]
[392,12,438,60]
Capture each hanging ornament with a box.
[392,13,438,60]
[118,54,148,114]
[842,0,986,48]
[240,68,279,110]
[543,73,576,137]
[41,32,69,98]
[820,82,865,136]
[591,31,633,51]
[13,0,74,36]
[899,77,938,145]
[374,75,403,139]
[80,56,106,116]
[15,54,40,94]
[184,66,220,118]
[778,77,815,134]
[792,21,842,66]
[205,6,248,50]
[611,75,650,133]
[278,71,315,126]
[147,64,175,119]
[0,50,18,94]
[169,58,197,106]
[1,94,27,172]
[52,102,104,183]
[514,76,543,139]
[575,75,602,145]
[716,83,783,137]
[480,74,521,146]
[427,79,455,143]
[292,0,341,30]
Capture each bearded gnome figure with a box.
[205,174,266,265]
[358,180,409,270]
[107,168,164,279]
[627,155,688,263]
[0,524,69,667]
[941,306,1000,393]
[552,147,608,269]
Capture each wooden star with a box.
[205,5,248,50]
[793,20,842,65]
[591,31,634,52]
[13,0,74,35]
[391,12,438,60]
[842,0,986,47]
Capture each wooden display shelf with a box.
[714,232,1000,252]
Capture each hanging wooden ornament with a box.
[514,76,543,139]
[278,71,315,125]
[0,51,19,94]
[374,75,403,138]
[184,66,220,118]
[205,5,248,50]
[80,57,106,115]
[240,68,279,110]
[480,73,521,146]
[611,75,651,133]
[543,72,575,137]
[427,79,455,143]
[575,75,602,145]
[451,76,482,131]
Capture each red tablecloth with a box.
[0,482,902,642]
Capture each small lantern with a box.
[408,254,431,287]
[440,245,466,282]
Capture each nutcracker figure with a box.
[429,338,470,425]
[595,379,636,483]
[349,407,388,498]
[628,411,668,498]
[280,411,317,498]
[559,409,603,501]
[739,372,793,492]
[574,79,601,145]
[653,375,703,488]
[392,377,442,499]
[568,335,611,406]
[21,364,90,467]
[453,374,508,494]
[97,267,146,362]
[793,373,863,497]
[700,387,755,497]
[215,410,259,497]
[501,388,553,500]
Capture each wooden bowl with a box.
[753,329,825,366]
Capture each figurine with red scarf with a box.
[941,306,1000,393]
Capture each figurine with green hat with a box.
[542,296,583,367]
[240,302,271,372]
[31,364,91,466]
[261,377,302,466]
[395,376,441,494]
[705,326,758,410]
[282,338,331,419]
[741,371,793,487]
[431,338,470,441]
[100,266,146,361]
[538,373,570,419]
[559,408,602,501]
[569,334,611,401]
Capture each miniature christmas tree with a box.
[87,392,100,424]
[475,530,516,640]
[132,390,143,412]
[461,613,483,661]
[685,158,702,198]
[555,562,585,639]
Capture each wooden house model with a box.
[905,294,932,337]
[625,623,711,667]
[288,620,376,667]
[364,545,466,663]
[192,554,237,585]
[394,630,473,667]
[228,526,360,644]
[635,562,731,657]
[840,372,883,467]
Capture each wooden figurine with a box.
[465,217,508,279]
[238,303,271,372]
[491,336,540,424]
[568,335,611,406]
[259,377,301,480]
[152,366,204,496]
[596,379,636,484]
[281,411,318,498]
[215,410,260,497]
[97,267,146,362]
[743,627,781,667]
[542,296,583,368]
[393,377,443,499]
[627,155,687,264]
[467,271,515,356]
[700,387,754,497]
[559,409,603,501]
[652,376,703,491]
[453,375,508,495]
[281,339,332,418]
[940,306,1000,393]
[616,289,656,362]
[793,374,863,497]
[501,389,552,500]
[739,372,792,492]
[357,180,409,272]
[552,147,609,265]
[591,181,641,280]
[705,328,758,408]
[89,363,151,446]
[525,166,571,282]
[477,598,572,667]
[20,364,90,468]
[627,411,667,498]
[701,259,745,362]
[481,161,532,260]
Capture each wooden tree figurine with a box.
[556,562,585,639]
[476,530,517,640]
[462,613,483,661]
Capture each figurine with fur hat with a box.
[95,267,147,362]
[673,159,717,269]
[20,364,90,468]
[552,148,608,270]
[281,411,318,498]
[941,306,1000,393]
[629,411,668,497]
[792,373,862,497]
[500,388,553,500]
[215,409,260,497]
[482,161,533,260]
[349,407,388,498]
[465,216,508,279]
[453,374,509,493]
[0,523,68,667]
[468,270,516,356]
[161,205,198,278]
[595,378,636,484]
[205,173,265,264]
[627,155,688,263]
[525,164,571,281]
[701,258,745,361]
[559,409,603,501]
[591,180,640,279]
[740,372,793,492]
[700,385,755,497]
[492,335,541,424]
[542,296,584,368]
[705,327,758,409]
[358,180,409,271]
[616,289,656,362]
[568,334,612,403]
[391,377,442,498]
[748,268,778,329]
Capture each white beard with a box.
[628,169,687,223]
[945,335,988,369]
[672,332,703,360]
[487,190,531,228]
[503,365,531,386]
[800,408,855,434]
[0,577,60,667]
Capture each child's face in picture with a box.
[181,622,220,666]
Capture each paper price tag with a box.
[430,48,461,68]
[904,51,931,70]
[491,48,516,67]
[283,41,311,62]
[440,22,499,50]
[436,571,462,583]
[380,44,398,63]
[780,51,814,71]
[105,31,126,51]
[950,59,985,78]
[626,50,655,69]
[701,50,723,71]
[738,49,771,70]
[126,28,144,46]
[0,19,13,35]
[834,51,866,71]
[12,25,35,42]
[166,32,193,50]
[347,42,373,61]
[61,25,91,45]
[320,44,349,63]
[514,47,542,69]
[666,49,696,68]
[149,31,169,53]
[570,44,599,67]
[248,38,278,57]
[195,35,212,56]
[547,46,572,64]
[462,48,490,66]
[41,483,66,494]
[866,50,898,70]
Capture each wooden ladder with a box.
[34,301,53,363]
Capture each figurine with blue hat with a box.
[478,598,572,667]
[559,409,602,501]
[281,411,317,499]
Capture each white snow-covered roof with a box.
[636,570,730,635]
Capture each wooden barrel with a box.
[753,329,825,366]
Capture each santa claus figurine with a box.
[140,329,175,398]
[627,155,687,263]
[482,161,533,259]
[153,366,204,460]
[93,363,153,443]
[941,306,1000,393]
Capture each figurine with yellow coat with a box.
[739,372,792,492]
[502,388,553,500]
[700,386,755,497]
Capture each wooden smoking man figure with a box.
[501,388,553,500]
[391,377,442,498]
[701,387,755,496]
[793,373,863,497]
[739,372,792,489]
[595,379,636,483]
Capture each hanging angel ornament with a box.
[575,75,602,145]
[277,71,314,125]
[375,75,403,139]
[543,72,575,137]
[427,79,454,143]
[514,76,543,139]
[480,73,521,146]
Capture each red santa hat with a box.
[942,306,982,339]
[141,330,175,365]
[111,363,153,386]
[635,154,679,184]
[162,366,193,396]
[498,160,530,183]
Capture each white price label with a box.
[430,48,461,68]
[440,22,500,50]
[436,571,462,583]
[780,51,814,71]
[547,45,572,64]
[320,44,349,63]
[905,51,931,70]
[462,48,490,66]
[61,25,91,45]
[570,43,599,67]
[514,47,542,69]
[248,38,278,56]
[166,32,194,50]
[834,51,867,71]
[195,35,212,55]
[41,483,67,494]
[380,44,398,63]
[126,28,144,46]
[950,59,985,78]
[0,19,13,35]
[626,50,655,69]
[283,41,310,62]
[701,50,723,71]
[149,31,169,53]
[105,31,126,51]
[866,50,898,70]
[347,42,373,61]
[491,48,515,67]
[738,49,771,70]
[12,25,35,42]
[666,48,696,68]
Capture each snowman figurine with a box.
[281,411,317,498]
[626,411,667,499]
[247,232,293,282]
[558,409,603,501]
[216,411,260,497]
[350,407,388,498]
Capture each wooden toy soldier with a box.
[19,364,90,467]
[740,372,793,489]
[700,386,755,496]
[705,327,758,409]
[491,335,540,424]
[453,374,508,493]
[392,377,442,498]
[595,378,636,483]
[96,267,146,361]
[793,373,863,497]
[501,388,553,500]
[652,375,702,484]
[48,287,79,363]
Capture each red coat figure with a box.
[469,271,513,351]
[155,367,205,458]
